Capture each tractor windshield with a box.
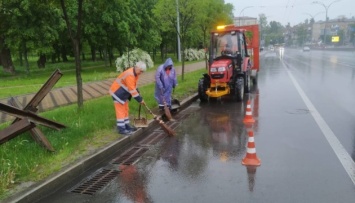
[212,32,239,58]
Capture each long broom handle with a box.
[143,103,157,118]
[143,103,176,136]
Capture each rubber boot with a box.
[117,126,132,135]
[125,124,137,132]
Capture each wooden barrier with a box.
[0,69,66,151]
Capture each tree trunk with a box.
[60,0,84,108]
[104,48,108,67]
[160,43,164,61]
[23,43,29,74]
[99,49,103,60]
[90,46,96,61]
[152,48,156,62]
[73,38,83,107]
[181,43,185,81]
[0,36,15,74]
[203,28,208,70]
[81,50,85,60]
[37,54,46,69]
[164,44,168,59]
[108,47,113,67]
[19,49,23,66]
[61,45,68,62]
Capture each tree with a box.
[258,13,269,46]
[194,0,233,69]
[130,0,161,55]
[0,1,16,73]
[60,0,84,108]
[154,0,201,81]
[295,24,308,46]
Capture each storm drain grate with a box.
[138,132,166,146]
[69,169,119,195]
[168,121,180,130]
[174,113,190,120]
[111,147,149,165]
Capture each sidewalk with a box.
[0,61,206,123]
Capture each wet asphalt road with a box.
[36,49,355,203]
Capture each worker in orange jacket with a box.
[109,61,146,135]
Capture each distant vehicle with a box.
[270,47,274,51]
[260,46,264,51]
[303,46,310,51]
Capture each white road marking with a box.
[282,61,355,185]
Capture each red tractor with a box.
[198,24,260,101]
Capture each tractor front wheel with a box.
[198,78,209,102]
[234,76,244,102]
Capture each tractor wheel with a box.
[234,76,244,102]
[198,78,208,102]
[244,72,251,93]
[252,72,258,85]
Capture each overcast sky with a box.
[224,0,354,26]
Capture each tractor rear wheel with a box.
[252,72,258,85]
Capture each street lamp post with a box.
[176,0,181,62]
[239,6,253,26]
[303,12,324,42]
[312,0,341,45]
[303,11,324,21]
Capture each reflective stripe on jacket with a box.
[109,67,142,104]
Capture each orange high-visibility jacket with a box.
[109,67,142,104]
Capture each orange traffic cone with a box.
[243,100,255,124]
[242,130,261,166]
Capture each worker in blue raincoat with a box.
[154,58,178,110]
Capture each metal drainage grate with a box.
[111,147,149,165]
[69,169,119,195]
[174,113,190,120]
[138,132,167,146]
[168,121,180,130]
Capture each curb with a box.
[4,93,199,203]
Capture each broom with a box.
[144,104,176,136]
[161,91,173,121]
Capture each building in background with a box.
[312,17,355,45]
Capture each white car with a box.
[303,46,310,51]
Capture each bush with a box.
[183,48,207,61]
[115,48,154,72]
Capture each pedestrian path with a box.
[0,61,206,123]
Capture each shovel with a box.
[133,104,148,128]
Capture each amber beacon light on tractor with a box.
[198,24,260,101]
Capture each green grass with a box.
[0,67,207,200]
